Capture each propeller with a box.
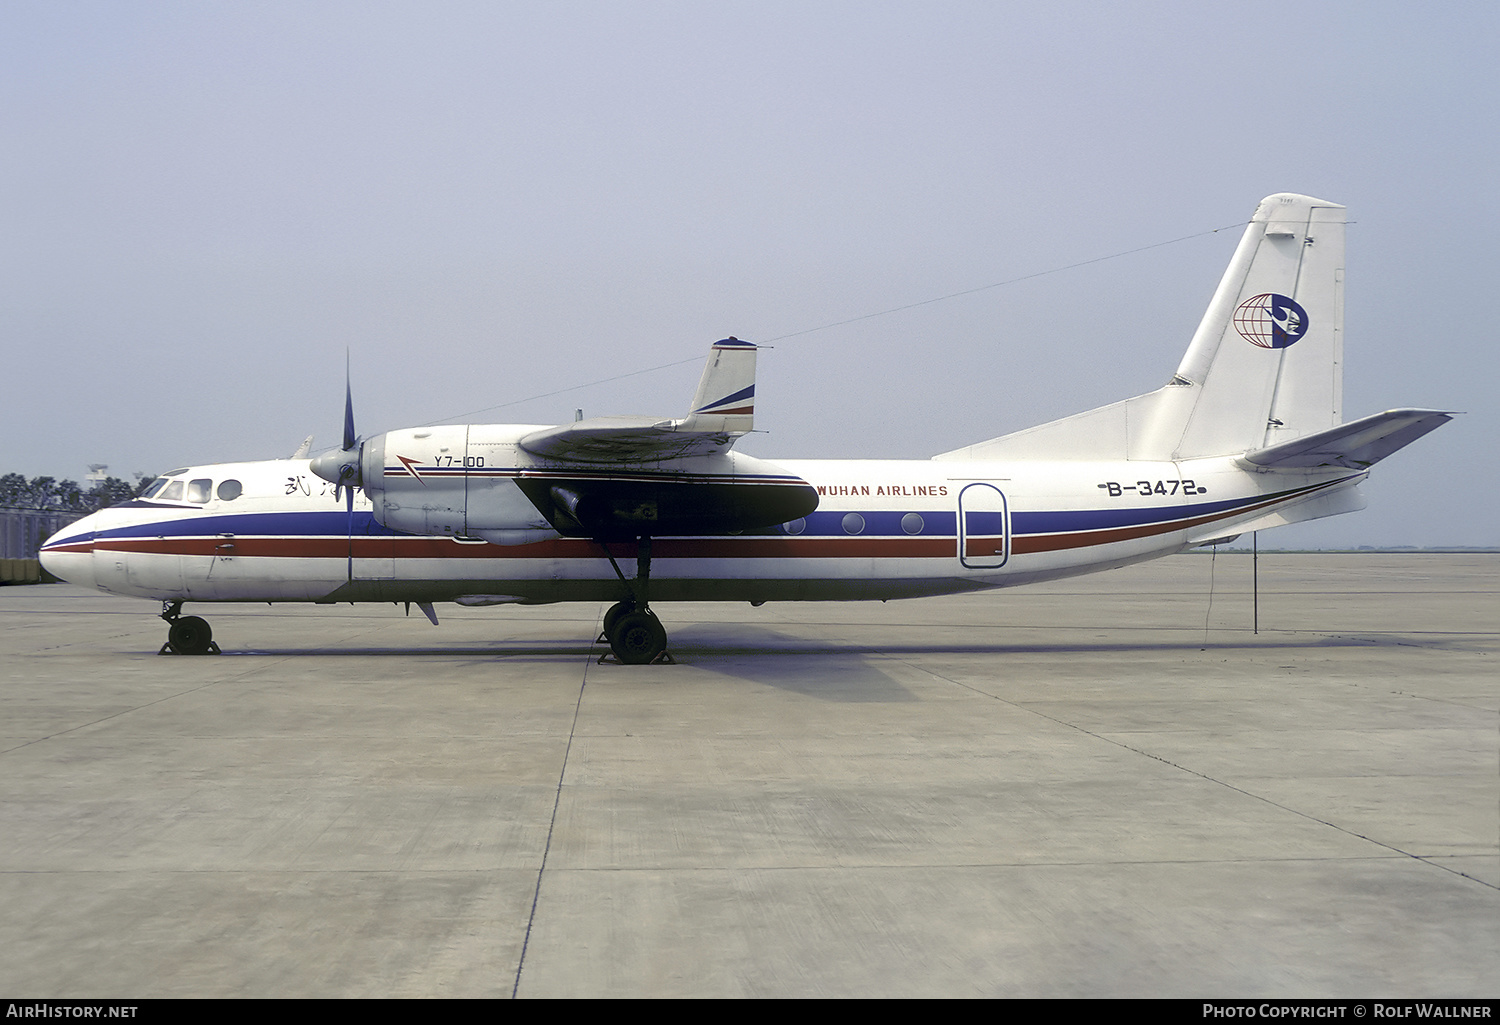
[309,356,364,580]
[310,357,365,500]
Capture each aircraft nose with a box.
[38,520,96,590]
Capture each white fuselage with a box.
[40,454,1363,608]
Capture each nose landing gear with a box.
[158,601,220,655]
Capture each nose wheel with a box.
[158,601,220,655]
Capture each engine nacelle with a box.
[358,423,818,542]
[362,425,561,544]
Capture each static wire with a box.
[415,220,1248,428]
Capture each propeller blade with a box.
[346,479,355,581]
[311,354,364,493]
[342,352,357,453]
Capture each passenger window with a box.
[216,480,243,502]
[159,480,184,501]
[187,479,212,504]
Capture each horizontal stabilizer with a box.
[1238,408,1454,470]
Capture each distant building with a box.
[0,508,79,574]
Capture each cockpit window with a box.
[147,476,237,503]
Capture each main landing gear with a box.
[599,601,670,664]
[158,601,220,655]
[596,537,674,665]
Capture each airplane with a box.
[41,193,1453,663]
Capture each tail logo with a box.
[1234,293,1310,349]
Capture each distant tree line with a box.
[0,473,149,513]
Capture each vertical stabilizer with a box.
[1163,193,1345,458]
[935,193,1346,463]
[679,337,757,435]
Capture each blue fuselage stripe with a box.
[51,485,1298,548]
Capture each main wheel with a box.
[608,610,667,665]
[167,615,214,655]
[601,600,635,640]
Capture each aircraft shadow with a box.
[205,631,1440,660]
[178,630,1464,705]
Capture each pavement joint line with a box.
[510,607,601,999]
[0,655,306,758]
[878,651,1500,895]
[0,853,1465,876]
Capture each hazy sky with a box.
[3,1,1494,546]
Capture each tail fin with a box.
[1166,192,1346,457]
[935,193,1347,462]
[680,336,757,435]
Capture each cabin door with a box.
[957,482,1009,569]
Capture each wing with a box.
[520,338,757,463]
[511,338,818,538]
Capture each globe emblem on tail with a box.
[1234,293,1310,348]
